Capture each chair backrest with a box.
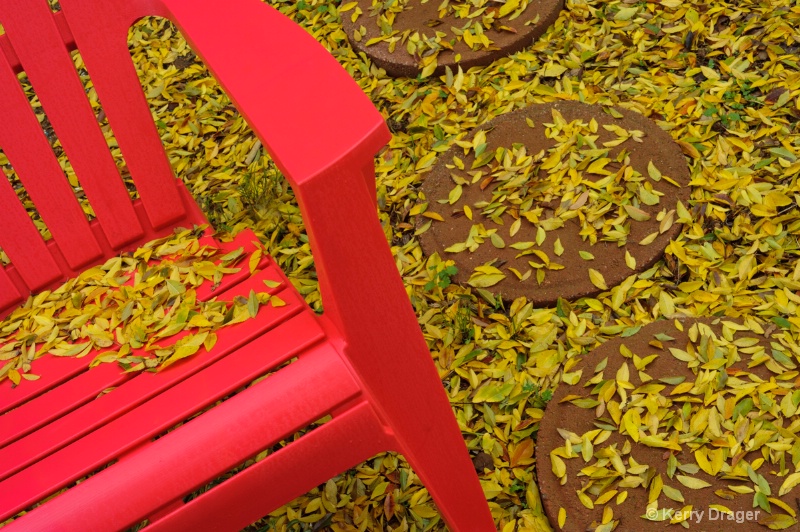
[0,0,389,322]
[0,1,211,318]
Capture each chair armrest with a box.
[158,0,408,337]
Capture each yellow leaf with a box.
[625,250,636,269]
[203,333,218,352]
[671,505,693,524]
[422,211,445,221]
[554,238,564,257]
[411,504,439,519]
[622,410,640,442]
[649,474,663,503]
[761,514,797,530]
[589,269,608,290]
[462,30,475,49]
[779,472,800,496]
[468,271,506,288]
[624,204,651,221]
[677,140,700,159]
[639,435,682,451]
[677,475,711,489]
[509,439,534,467]
[542,63,567,77]
[576,490,594,509]
[448,185,463,205]
[420,57,438,78]
[615,6,638,20]
[587,158,611,174]
[647,161,662,180]
[160,343,201,371]
[695,450,714,475]
[498,0,520,17]
[639,231,659,245]
[248,248,262,275]
[551,452,566,479]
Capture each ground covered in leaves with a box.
[2,0,800,530]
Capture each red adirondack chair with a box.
[0,0,495,530]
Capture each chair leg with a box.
[383,368,495,530]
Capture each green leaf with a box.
[733,397,754,420]
[166,279,186,296]
[247,289,259,318]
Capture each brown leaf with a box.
[765,87,788,103]
[510,439,534,467]
[473,452,494,472]
[383,485,396,520]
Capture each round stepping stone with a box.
[417,101,691,306]
[536,319,798,531]
[340,0,564,78]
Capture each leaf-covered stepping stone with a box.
[417,101,691,306]
[340,0,564,78]
[536,318,800,531]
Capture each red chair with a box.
[0,0,494,529]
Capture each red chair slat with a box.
[0,356,89,416]
[0,364,131,451]
[0,11,75,74]
[0,176,61,292]
[0,262,292,453]
[0,332,347,523]
[0,0,144,250]
[0,269,23,313]
[0,50,102,271]
[0,231,260,412]
[0,291,314,482]
[60,2,186,231]
[149,402,390,531]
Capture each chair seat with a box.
[0,229,357,525]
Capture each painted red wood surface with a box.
[0,270,22,314]
[59,0,187,230]
[0,231,258,414]
[0,183,206,320]
[0,0,144,250]
[0,235,282,452]
[0,0,494,530]
[0,46,102,271]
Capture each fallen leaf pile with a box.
[345,0,533,69]
[1,0,800,529]
[0,228,285,385]
[546,319,800,530]
[421,110,680,288]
